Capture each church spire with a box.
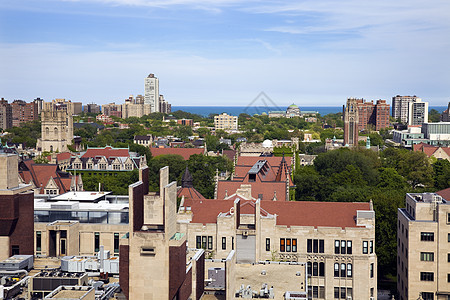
[181,166,193,188]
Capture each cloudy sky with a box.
[1,0,449,106]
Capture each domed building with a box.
[286,103,301,118]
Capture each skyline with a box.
[1,0,450,106]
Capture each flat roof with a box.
[52,191,112,202]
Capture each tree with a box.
[187,154,233,199]
[428,109,441,122]
[294,166,321,201]
[148,154,186,191]
[433,160,450,190]
[82,170,139,195]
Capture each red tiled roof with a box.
[237,156,292,167]
[82,146,130,159]
[182,199,370,228]
[177,187,206,200]
[222,150,236,161]
[217,181,287,201]
[19,160,73,194]
[436,187,450,201]
[150,148,204,160]
[46,152,73,161]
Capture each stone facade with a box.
[397,192,450,300]
[214,113,238,131]
[178,198,378,299]
[37,99,74,153]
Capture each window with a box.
[36,231,42,252]
[334,263,339,277]
[208,236,213,250]
[369,240,374,254]
[448,253,450,263]
[420,252,434,261]
[347,241,352,254]
[196,235,213,250]
[421,232,434,241]
[347,263,352,277]
[94,232,100,253]
[420,272,434,281]
[222,237,227,250]
[421,292,434,300]
[340,240,346,254]
[232,237,234,250]
[448,274,450,283]
[340,263,346,277]
[114,233,120,254]
[307,262,312,276]
[265,238,270,251]
[307,239,324,253]
[370,263,374,278]
[319,262,325,277]
[280,238,297,252]
[335,240,340,254]
[363,241,368,254]
[313,262,318,276]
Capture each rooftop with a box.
[51,191,112,202]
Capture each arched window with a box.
[54,127,58,135]
[45,127,49,135]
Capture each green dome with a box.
[288,104,298,108]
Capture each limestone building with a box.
[37,99,74,153]
[343,98,360,146]
[214,113,238,131]
[397,192,450,300]
[178,197,378,299]
[0,149,34,261]
[119,167,204,300]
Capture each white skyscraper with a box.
[144,73,159,113]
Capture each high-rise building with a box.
[343,98,360,146]
[85,103,101,114]
[36,99,74,153]
[159,94,171,114]
[356,99,390,131]
[408,99,429,126]
[392,95,421,124]
[144,73,159,113]
[10,99,39,127]
[397,192,450,300]
[0,98,13,130]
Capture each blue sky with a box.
[1,0,450,106]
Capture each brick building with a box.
[10,99,39,127]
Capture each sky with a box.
[0,0,450,107]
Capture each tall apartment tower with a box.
[37,99,74,153]
[408,99,429,126]
[0,149,34,261]
[144,73,160,113]
[0,98,13,130]
[392,95,420,124]
[343,98,360,146]
[397,192,450,300]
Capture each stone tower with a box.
[343,98,360,146]
[37,99,74,153]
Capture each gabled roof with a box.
[82,146,130,159]
[150,148,204,160]
[413,143,450,158]
[46,152,73,161]
[181,199,370,228]
[18,160,74,194]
